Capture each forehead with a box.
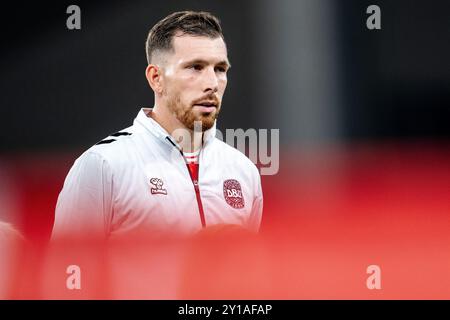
[170,34,228,64]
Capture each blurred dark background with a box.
[1,0,449,152]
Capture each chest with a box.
[110,156,253,234]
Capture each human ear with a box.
[145,64,163,94]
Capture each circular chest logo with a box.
[223,179,245,209]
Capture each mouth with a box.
[193,101,218,113]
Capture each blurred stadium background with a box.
[0,0,449,298]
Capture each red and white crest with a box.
[223,179,245,209]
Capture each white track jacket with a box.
[53,108,263,239]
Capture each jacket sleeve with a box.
[248,167,263,233]
[52,151,114,240]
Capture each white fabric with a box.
[53,108,263,239]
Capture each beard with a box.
[166,92,221,132]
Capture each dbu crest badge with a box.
[223,179,245,209]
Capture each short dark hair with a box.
[145,11,224,64]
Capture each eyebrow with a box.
[182,58,231,69]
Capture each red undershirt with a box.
[183,149,205,227]
[183,149,200,185]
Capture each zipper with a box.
[165,136,206,228]
[187,166,206,228]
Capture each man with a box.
[53,11,263,239]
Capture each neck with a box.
[151,104,203,153]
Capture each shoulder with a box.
[63,127,135,179]
[89,126,135,156]
[80,125,144,166]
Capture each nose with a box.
[202,66,219,93]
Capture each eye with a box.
[215,66,227,73]
[188,64,203,71]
